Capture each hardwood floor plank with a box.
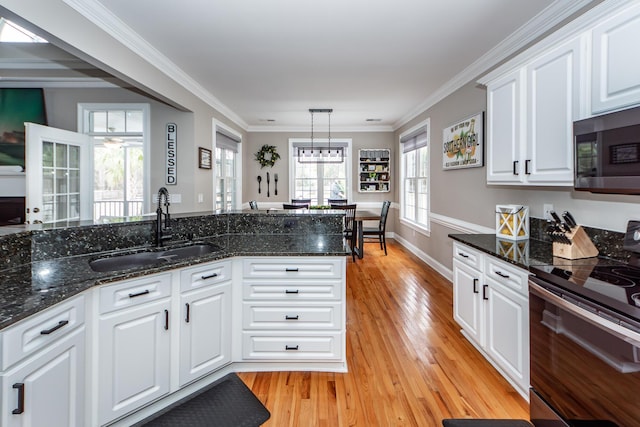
[239,240,529,425]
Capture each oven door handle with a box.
[529,280,640,348]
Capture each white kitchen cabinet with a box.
[485,36,583,186]
[1,296,85,427]
[452,241,530,399]
[98,273,172,425]
[592,2,640,114]
[179,261,232,387]
[241,257,345,362]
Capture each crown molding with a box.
[246,124,394,133]
[62,0,248,130]
[0,77,118,88]
[393,0,598,130]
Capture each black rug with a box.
[136,373,270,427]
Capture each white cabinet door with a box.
[452,259,483,346]
[179,282,231,387]
[592,3,640,114]
[98,298,171,425]
[486,69,525,183]
[484,278,529,393]
[526,36,583,184]
[1,327,85,427]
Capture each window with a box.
[400,120,430,232]
[0,18,47,42]
[79,104,149,220]
[215,129,241,211]
[289,139,351,205]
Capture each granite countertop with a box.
[449,233,554,270]
[0,233,349,330]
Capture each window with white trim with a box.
[400,120,430,231]
[289,139,351,205]
[215,131,240,211]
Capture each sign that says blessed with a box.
[166,123,177,185]
[442,112,484,170]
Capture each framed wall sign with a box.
[198,147,212,169]
[166,123,177,185]
[442,112,484,170]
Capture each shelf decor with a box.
[198,147,212,169]
[358,149,390,192]
[255,144,280,168]
[442,112,484,170]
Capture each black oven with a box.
[529,265,640,427]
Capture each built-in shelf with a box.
[358,149,390,193]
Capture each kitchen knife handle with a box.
[562,211,577,227]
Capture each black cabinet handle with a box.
[285,289,299,294]
[164,309,169,330]
[285,268,299,272]
[483,285,489,300]
[40,320,69,335]
[525,159,531,175]
[473,278,479,294]
[285,345,299,351]
[495,271,510,279]
[457,252,469,258]
[285,315,299,320]
[201,273,218,280]
[513,160,519,175]
[185,303,190,323]
[129,289,150,298]
[12,383,24,414]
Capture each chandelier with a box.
[298,108,344,163]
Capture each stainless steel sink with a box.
[89,243,220,273]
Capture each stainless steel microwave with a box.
[574,105,640,194]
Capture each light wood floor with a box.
[239,240,528,426]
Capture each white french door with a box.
[25,123,91,224]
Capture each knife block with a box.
[552,225,599,259]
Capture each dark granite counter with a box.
[0,211,349,330]
[449,234,553,270]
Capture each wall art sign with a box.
[0,88,47,168]
[442,112,484,170]
[166,123,177,185]
[198,147,212,169]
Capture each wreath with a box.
[254,144,280,168]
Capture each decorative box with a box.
[496,205,529,240]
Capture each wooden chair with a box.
[331,203,357,261]
[362,200,390,255]
[249,200,258,210]
[283,203,308,209]
[291,198,311,205]
[327,198,348,205]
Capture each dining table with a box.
[353,209,381,259]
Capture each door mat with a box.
[135,373,270,427]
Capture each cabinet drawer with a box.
[484,256,529,296]
[180,260,231,293]
[453,242,484,271]
[243,279,342,300]
[1,295,84,371]
[243,258,344,279]
[242,302,342,330]
[242,331,343,360]
[99,273,172,314]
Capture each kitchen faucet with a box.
[156,187,172,247]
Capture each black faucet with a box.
[156,187,172,247]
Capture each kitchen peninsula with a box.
[0,209,349,427]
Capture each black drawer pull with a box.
[129,289,150,298]
[473,278,479,294]
[525,159,531,175]
[285,315,299,320]
[164,309,169,330]
[12,383,24,414]
[513,160,519,175]
[457,252,469,258]
[483,284,489,300]
[495,271,510,279]
[201,273,218,280]
[285,345,299,351]
[185,303,190,323]
[40,320,69,335]
[285,289,299,294]
[285,268,299,272]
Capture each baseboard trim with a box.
[391,233,453,283]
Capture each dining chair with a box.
[331,203,357,261]
[283,203,308,209]
[249,200,258,210]
[362,200,391,255]
[327,198,348,205]
[291,198,311,205]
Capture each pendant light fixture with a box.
[298,108,344,163]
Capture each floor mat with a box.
[136,373,270,427]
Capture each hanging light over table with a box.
[298,108,344,163]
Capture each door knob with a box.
[33,207,40,213]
